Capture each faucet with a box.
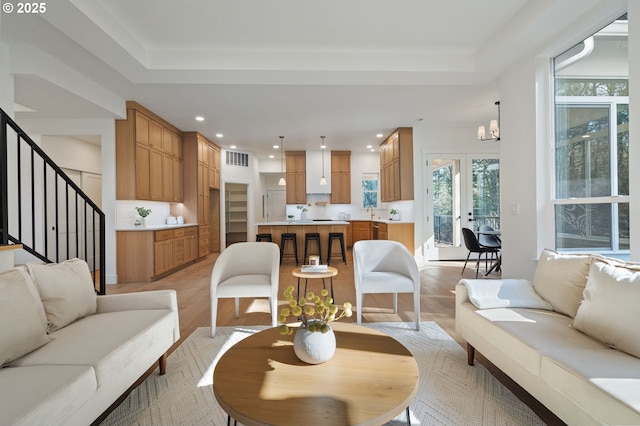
[366,206,374,219]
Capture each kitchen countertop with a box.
[349,218,413,224]
[116,223,199,231]
[257,220,349,226]
[257,219,412,226]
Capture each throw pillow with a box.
[532,249,591,318]
[0,269,50,366]
[572,260,640,359]
[27,258,97,332]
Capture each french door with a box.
[425,154,500,260]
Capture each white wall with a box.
[41,136,102,174]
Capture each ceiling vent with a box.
[226,150,249,167]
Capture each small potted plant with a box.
[279,286,352,364]
[297,204,311,220]
[134,206,152,227]
[390,208,400,221]
[287,214,295,222]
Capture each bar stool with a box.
[303,232,322,264]
[327,232,347,265]
[256,233,272,242]
[280,233,299,265]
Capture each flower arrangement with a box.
[135,206,152,217]
[279,285,352,335]
[390,208,399,215]
[296,204,311,213]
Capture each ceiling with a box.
[0,0,615,158]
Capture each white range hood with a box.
[306,150,331,194]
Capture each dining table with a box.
[477,229,501,276]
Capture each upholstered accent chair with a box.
[210,242,280,336]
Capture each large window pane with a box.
[472,159,500,230]
[433,161,454,246]
[555,105,610,198]
[619,203,629,250]
[555,204,611,250]
[617,104,629,196]
[552,14,628,255]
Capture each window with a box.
[553,14,629,254]
[361,174,378,208]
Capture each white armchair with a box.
[352,240,420,330]
[210,242,280,337]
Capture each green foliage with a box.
[278,286,352,335]
[135,207,152,217]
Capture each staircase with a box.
[0,108,106,294]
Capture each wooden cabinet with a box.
[183,132,221,257]
[378,222,388,240]
[116,226,200,283]
[154,230,175,276]
[286,151,306,204]
[374,221,414,253]
[174,227,198,266]
[351,221,372,244]
[380,127,413,202]
[331,151,351,204]
[116,102,183,202]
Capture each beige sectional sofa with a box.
[456,249,640,425]
[0,259,180,425]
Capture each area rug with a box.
[101,322,545,425]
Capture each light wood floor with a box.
[107,249,562,425]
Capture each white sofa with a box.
[0,259,180,426]
[456,249,640,425]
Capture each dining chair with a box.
[461,227,500,278]
[210,242,280,337]
[353,240,420,330]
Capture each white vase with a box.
[300,211,307,221]
[293,321,336,364]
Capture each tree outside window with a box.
[361,175,378,208]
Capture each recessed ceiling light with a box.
[273,145,279,149]
[320,145,326,149]
[366,145,372,149]
[230,145,237,149]
[216,133,223,138]
[376,133,383,138]
[269,154,275,159]
[195,116,204,121]
[370,148,376,152]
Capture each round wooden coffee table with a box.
[213,322,418,426]
[292,266,338,299]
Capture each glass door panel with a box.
[425,154,499,260]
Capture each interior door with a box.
[425,154,500,260]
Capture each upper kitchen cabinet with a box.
[286,151,306,204]
[380,127,413,202]
[305,150,331,195]
[182,132,221,258]
[116,101,184,202]
[331,151,351,204]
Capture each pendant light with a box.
[278,136,286,186]
[319,136,327,186]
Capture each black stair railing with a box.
[0,108,106,294]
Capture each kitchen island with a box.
[256,221,349,263]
